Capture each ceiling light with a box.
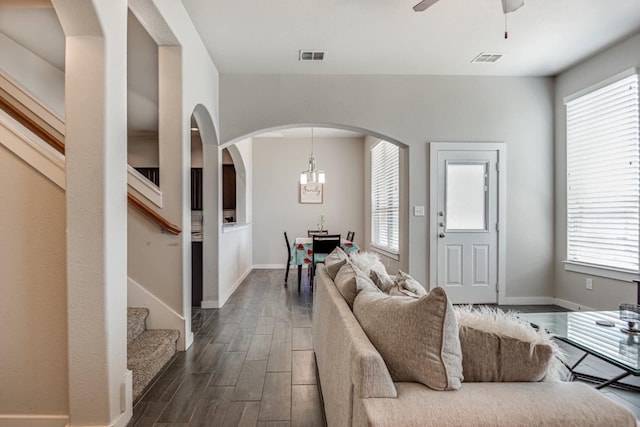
[502,0,524,13]
[300,128,325,185]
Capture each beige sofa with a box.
[312,264,637,427]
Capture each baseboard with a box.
[499,296,555,305]
[219,267,252,307]
[127,277,188,351]
[201,268,253,309]
[185,331,194,349]
[252,264,311,270]
[553,298,596,312]
[0,415,68,427]
[112,369,133,427]
[252,264,285,269]
[201,299,219,309]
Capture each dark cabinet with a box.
[191,168,203,210]
[223,164,236,210]
[191,241,203,307]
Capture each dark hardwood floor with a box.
[130,269,323,427]
[130,269,640,426]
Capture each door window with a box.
[445,162,487,231]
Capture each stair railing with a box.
[0,89,182,235]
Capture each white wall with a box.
[554,31,640,310]
[0,33,64,118]
[0,144,68,419]
[127,10,158,132]
[219,226,253,305]
[206,138,253,307]
[128,132,159,167]
[252,136,365,267]
[220,74,555,302]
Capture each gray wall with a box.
[221,74,555,302]
[252,136,365,267]
[554,31,640,310]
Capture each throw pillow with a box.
[455,305,563,382]
[355,271,382,295]
[334,263,358,308]
[389,284,423,298]
[395,270,427,297]
[324,247,349,280]
[370,269,395,293]
[353,286,463,391]
[349,251,395,292]
[348,250,381,273]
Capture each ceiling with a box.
[2,1,640,79]
[1,1,640,136]
[183,0,640,77]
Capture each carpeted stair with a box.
[127,307,179,401]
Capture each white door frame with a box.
[429,142,507,304]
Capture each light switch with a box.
[414,206,425,216]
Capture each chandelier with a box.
[299,128,325,184]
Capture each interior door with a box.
[436,149,499,304]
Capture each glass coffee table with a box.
[518,311,640,392]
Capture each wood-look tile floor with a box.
[130,269,324,427]
[130,269,640,426]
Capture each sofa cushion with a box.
[324,247,349,280]
[394,270,427,297]
[455,306,563,382]
[353,287,463,391]
[355,382,637,427]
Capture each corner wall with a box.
[554,31,640,310]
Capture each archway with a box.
[239,124,409,290]
[191,104,220,310]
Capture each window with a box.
[565,71,640,275]
[371,140,399,254]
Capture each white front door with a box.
[430,144,504,304]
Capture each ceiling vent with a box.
[471,53,504,64]
[299,50,325,61]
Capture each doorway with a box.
[429,142,506,304]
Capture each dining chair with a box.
[284,231,291,287]
[346,231,355,242]
[306,230,329,281]
[311,234,341,288]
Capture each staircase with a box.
[127,307,180,401]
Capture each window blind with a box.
[371,140,399,253]
[566,72,640,272]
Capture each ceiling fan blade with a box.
[413,0,440,12]
[502,0,524,14]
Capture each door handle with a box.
[439,233,446,238]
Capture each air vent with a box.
[299,50,326,61]
[471,53,504,64]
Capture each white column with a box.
[202,141,220,307]
[158,45,193,347]
[53,0,131,425]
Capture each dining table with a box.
[291,237,360,290]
